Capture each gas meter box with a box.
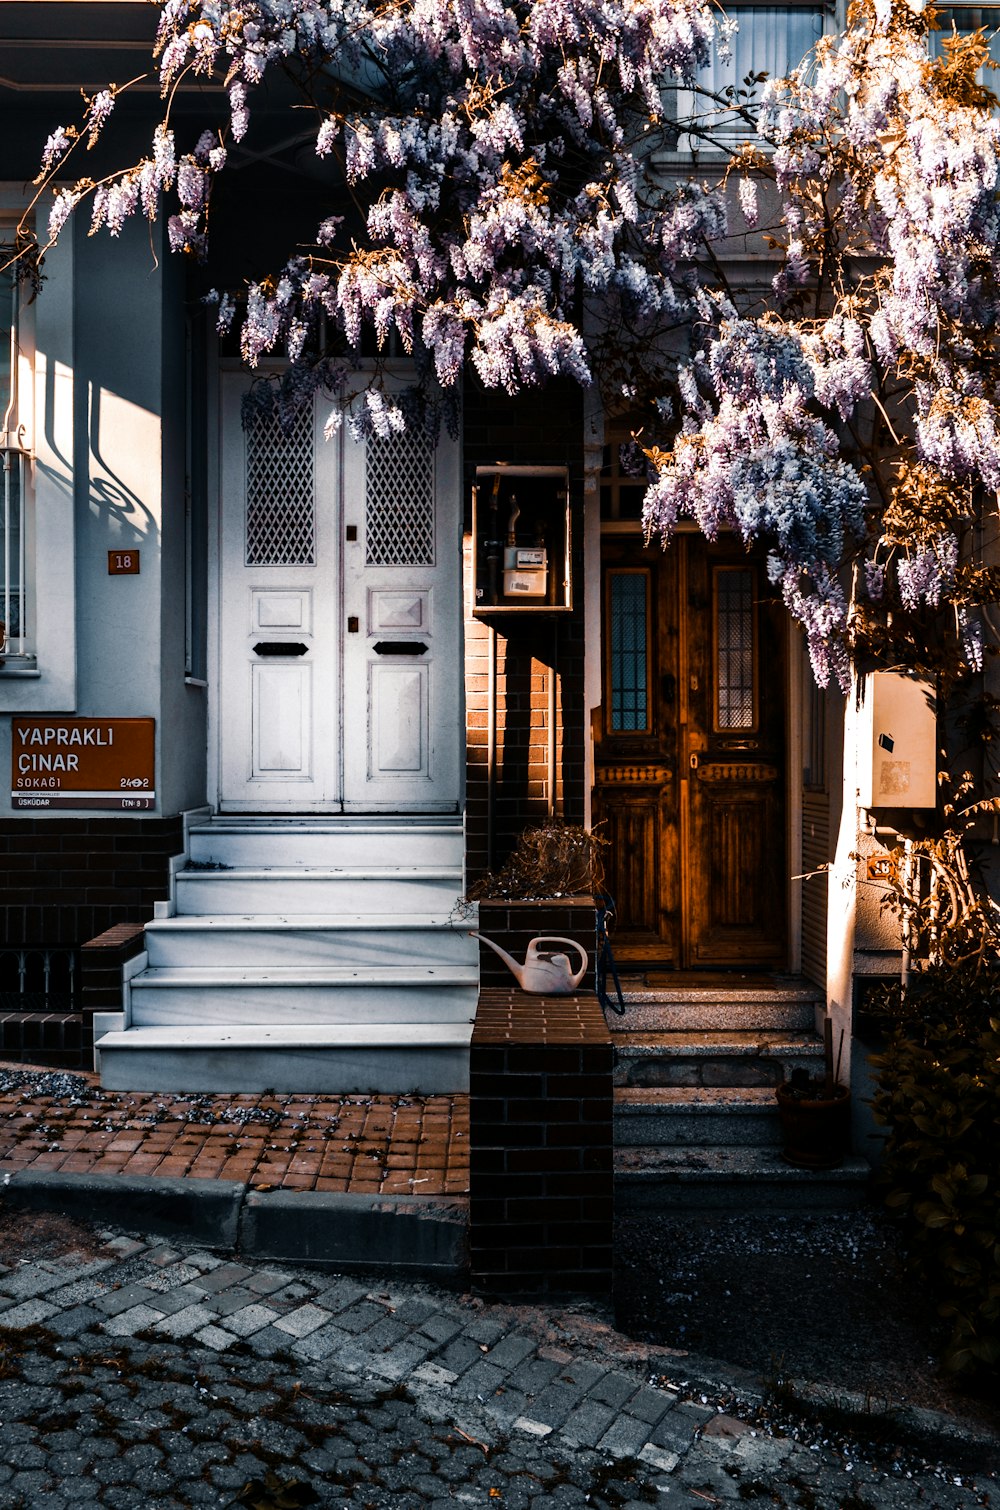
[858,672,937,810]
[471,465,572,613]
[503,546,548,598]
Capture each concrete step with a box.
[95,1023,473,1094]
[144,914,478,970]
[614,1086,782,1147]
[174,867,464,916]
[188,818,465,869]
[613,1031,823,1089]
[614,1145,871,1211]
[609,988,820,1034]
[128,965,478,1026]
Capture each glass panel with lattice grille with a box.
[609,572,649,732]
[715,568,755,730]
[245,406,315,567]
[366,432,435,567]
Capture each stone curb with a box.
[0,1170,468,1281]
[650,1345,1000,1471]
[239,1188,468,1280]
[1,1170,244,1248]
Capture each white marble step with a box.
[96,1023,473,1094]
[614,1086,783,1147]
[174,867,464,916]
[144,914,478,969]
[188,818,465,869]
[128,965,478,1025]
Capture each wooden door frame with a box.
[592,524,800,973]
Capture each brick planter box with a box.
[474,897,597,991]
[470,985,613,1297]
[0,1010,86,1069]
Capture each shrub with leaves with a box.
[869,964,1000,1378]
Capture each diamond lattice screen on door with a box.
[245,406,316,566]
[365,432,435,567]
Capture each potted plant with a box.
[461,821,608,993]
[775,1016,850,1169]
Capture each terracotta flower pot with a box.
[775,1081,850,1169]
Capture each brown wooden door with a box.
[593,534,786,968]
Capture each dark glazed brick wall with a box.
[80,921,147,1049]
[470,988,613,1297]
[476,898,597,991]
[0,819,179,1069]
[0,1011,85,1069]
[0,817,182,950]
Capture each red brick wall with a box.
[463,384,587,884]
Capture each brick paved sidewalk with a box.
[0,1063,468,1198]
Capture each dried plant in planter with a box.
[468,822,607,901]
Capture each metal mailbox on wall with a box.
[857,673,937,811]
[11,718,155,810]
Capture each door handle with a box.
[253,642,308,657]
[373,641,428,656]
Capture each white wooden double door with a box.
[217,376,461,812]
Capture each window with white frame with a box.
[0,200,75,710]
[0,265,29,663]
[664,3,825,151]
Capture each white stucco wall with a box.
[0,211,208,819]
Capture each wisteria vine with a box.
[644,0,1000,688]
[20,0,1000,693]
[27,0,719,438]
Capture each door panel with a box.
[342,424,461,811]
[594,534,786,967]
[252,662,311,777]
[220,383,339,809]
[218,376,461,813]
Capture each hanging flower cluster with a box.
[28,0,718,433]
[645,0,1000,686]
[644,311,870,686]
[24,0,1000,692]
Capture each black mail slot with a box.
[373,641,428,656]
[253,642,308,657]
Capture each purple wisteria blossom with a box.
[30,0,718,429]
[647,0,1000,685]
[26,0,1000,691]
[644,316,869,687]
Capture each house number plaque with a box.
[108,550,140,575]
[11,717,156,810]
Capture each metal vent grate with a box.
[366,431,435,567]
[0,945,78,1012]
[245,406,315,566]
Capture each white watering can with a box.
[473,933,588,994]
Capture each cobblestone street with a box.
[0,1221,995,1509]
